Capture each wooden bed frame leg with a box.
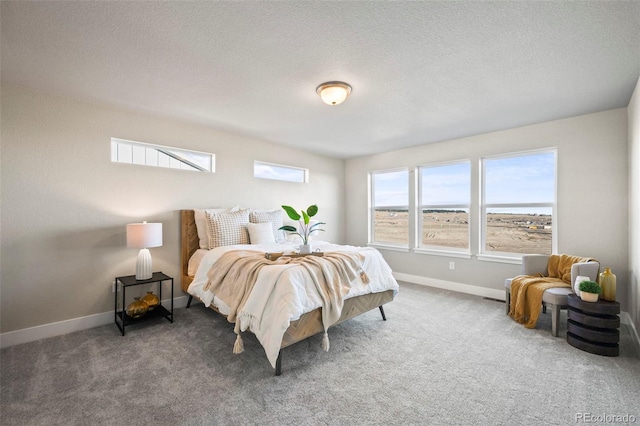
[379,305,387,321]
[275,351,282,376]
[186,295,193,309]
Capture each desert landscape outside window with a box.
[370,169,409,246]
[419,161,471,251]
[481,150,556,256]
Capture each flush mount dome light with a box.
[316,81,352,105]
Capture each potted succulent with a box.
[278,204,325,254]
[578,280,602,302]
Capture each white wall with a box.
[629,77,640,333]
[0,84,345,333]
[345,109,630,311]
[2,82,634,337]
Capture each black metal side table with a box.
[115,272,174,336]
[566,293,620,357]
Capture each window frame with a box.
[253,160,308,183]
[111,138,215,173]
[479,148,557,261]
[415,160,471,256]
[368,167,410,251]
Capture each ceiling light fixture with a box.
[316,81,352,105]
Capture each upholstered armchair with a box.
[505,254,600,336]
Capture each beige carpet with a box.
[2,282,639,425]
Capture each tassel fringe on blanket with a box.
[233,333,244,354]
[207,249,368,358]
[232,330,330,355]
[322,332,330,351]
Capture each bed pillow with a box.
[248,222,276,245]
[249,209,284,239]
[194,208,225,249]
[206,209,250,249]
[194,206,239,249]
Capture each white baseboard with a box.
[4,280,640,354]
[620,312,640,352]
[393,272,506,301]
[0,296,189,349]
[395,271,640,352]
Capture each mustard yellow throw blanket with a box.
[204,250,369,352]
[509,254,593,329]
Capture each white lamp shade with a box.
[127,222,163,248]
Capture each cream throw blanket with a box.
[204,250,369,353]
[509,254,593,329]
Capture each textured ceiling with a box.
[2,1,639,159]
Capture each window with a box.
[253,161,308,183]
[418,161,470,252]
[111,138,214,172]
[369,169,409,247]
[481,150,556,256]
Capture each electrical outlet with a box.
[111,280,117,293]
[449,261,455,270]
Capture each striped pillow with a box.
[206,209,250,249]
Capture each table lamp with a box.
[126,221,163,280]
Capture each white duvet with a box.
[187,241,399,368]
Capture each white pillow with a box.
[574,275,591,295]
[248,222,276,245]
[249,209,284,239]
[194,206,239,249]
[206,209,250,249]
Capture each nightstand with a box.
[566,293,619,356]
[114,272,174,336]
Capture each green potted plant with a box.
[278,204,325,254]
[578,280,602,302]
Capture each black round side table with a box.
[566,293,620,357]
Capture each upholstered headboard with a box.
[180,210,198,292]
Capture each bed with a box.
[180,209,398,375]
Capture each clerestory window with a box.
[111,138,215,173]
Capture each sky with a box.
[484,152,555,204]
[373,169,409,206]
[253,162,306,182]
[374,152,555,210]
[421,162,470,205]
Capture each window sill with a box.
[476,254,522,265]
[367,243,410,253]
[413,248,472,259]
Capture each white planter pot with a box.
[299,244,312,254]
[580,292,599,302]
